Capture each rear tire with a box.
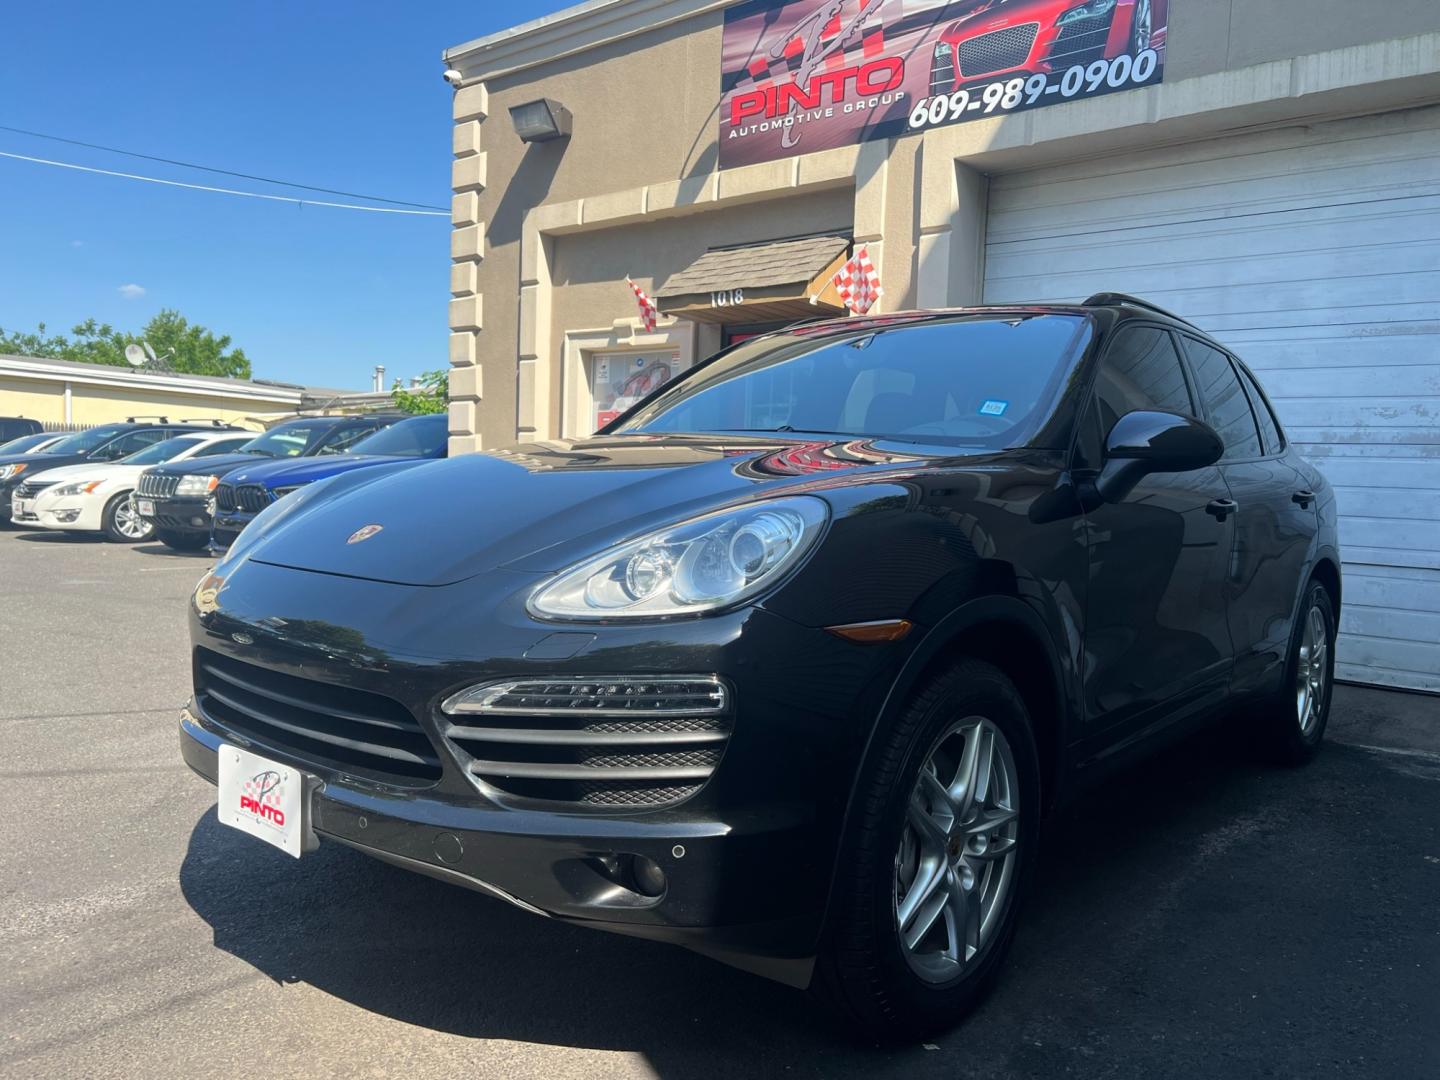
[818,659,1040,1041]
[157,528,209,552]
[103,493,153,543]
[1257,580,1335,765]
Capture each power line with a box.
[0,124,447,211]
[0,150,449,216]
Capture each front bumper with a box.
[178,556,913,984]
[182,703,822,986]
[143,494,214,535]
[211,508,256,549]
[31,497,100,531]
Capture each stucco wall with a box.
[449,0,1440,450]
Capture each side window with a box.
[319,423,377,455]
[1182,338,1262,460]
[197,437,251,457]
[1076,326,1194,469]
[1235,363,1283,455]
[94,429,166,460]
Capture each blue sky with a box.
[0,2,573,390]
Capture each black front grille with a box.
[441,677,732,810]
[137,473,180,498]
[215,482,271,514]
[1045,9,1116,68]
[14,479,57,500]
[193,647,441,786]
[957,23,1038,77]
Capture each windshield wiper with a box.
[713,426,854,436]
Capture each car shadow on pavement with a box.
[131,542,213,559]
[178,728,1440,1077]
[10,529,104,544]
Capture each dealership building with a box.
[441,0,1439,691]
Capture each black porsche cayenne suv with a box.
[180,294,1339,1038]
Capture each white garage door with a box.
[984,106,1440,691]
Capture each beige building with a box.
[0,353,384,429]
[442,0,1440,692]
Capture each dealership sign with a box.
[719,0,1167,169]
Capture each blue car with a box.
[211,413,449,550]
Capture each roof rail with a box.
[1082,292,1198,329]
[125,415,171,423]
[178,417,233,426]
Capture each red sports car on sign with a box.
[929,0,1167,95]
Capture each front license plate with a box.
[12,498,30,517]
[217,745,309,858]
[136,498,155,517]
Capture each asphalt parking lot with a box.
[2,528,1437,1079]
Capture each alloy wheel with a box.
[894,716,1020,984]
[1295,604,1329,736]
[115,499,152,541]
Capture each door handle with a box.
[1292,489,1315,508]
[1205,498,1238,522]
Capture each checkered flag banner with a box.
[626,276,658,332]
[829,245,882,315]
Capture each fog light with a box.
[631,855,666,898]
[55,509,81,523]
[190,516,206,527]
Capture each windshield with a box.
[614,314,1094,448]
[122,436,204,466]
[0,433,55,454]
[44,425,128,455]
[238,421,336,458]
[348,415,448,457]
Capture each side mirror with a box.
[1095,410,1223,503]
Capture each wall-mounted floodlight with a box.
[509,99,572,143]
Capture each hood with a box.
[1,452,85,477]
[226,453,418,489]
[246,433,968,587]
[20,462,135,486]
[147,452,265,478]
[941,0,1060,37]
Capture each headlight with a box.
[529,496,829,620]
[272,485,302,499]
[934,40,952,58]
[1056,0,1116,26]
[53,481,102,497]
[176,474,219,496]
[0,463,27,481]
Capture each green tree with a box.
[391,368,448,415]
[0,309,251,378]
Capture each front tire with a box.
[157,528,209,552]
[103,493,154,543]
[819,659,1040,1040]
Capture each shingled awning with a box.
[654,234,851,324]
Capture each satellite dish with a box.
[143,341,159,364]
[124,344,147,367]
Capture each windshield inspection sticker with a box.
[979,400,1009,416]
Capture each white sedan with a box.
[24,430,254,542]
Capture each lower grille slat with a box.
[201,662,420,733]
[468,760,715,782]
[193,647,440,786]
[205,685,440,768]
